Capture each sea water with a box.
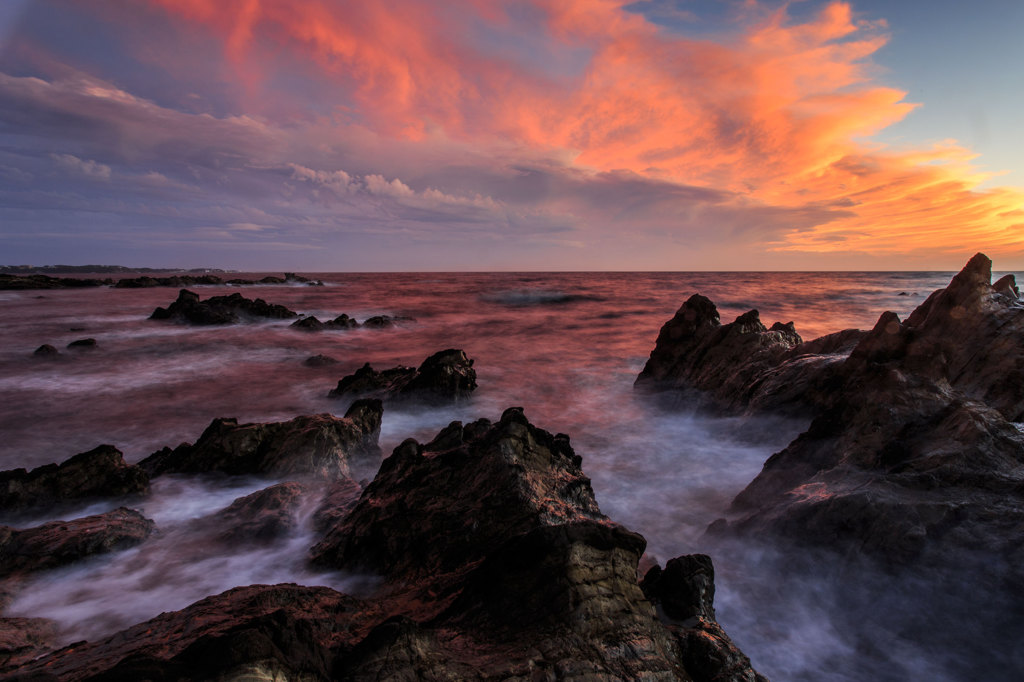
[0,270,1008,680]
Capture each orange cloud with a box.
[140,0,1024,261]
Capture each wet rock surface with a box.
[9,410,766,681]
[0,508,155,580]
[327,349,477,405]
[0,445,149,515]
[640,253,1024,569]
[139,400,382,480]
[149,289,298,325]
[201,482,310,546]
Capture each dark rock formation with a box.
[290,314,358,332]
[32,345,59,358]
[138,400,382,480]
[0,445,149,514]
[0,508,154,579]
[722,257,1024,564]
[327,349,477,405]
[641,554,717,622]
[303,354,339,367]
[641,254,1024,568]
[635,294,863,414]
[149,289,298,325]
[9,410,765,681]
[641,555,766,682]
[65,338,97,350]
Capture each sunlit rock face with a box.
[641,253,1024,567]
[724,254,1024,565]
[327,348,477,406]
[12,410,766,682]
[634,293,863,415]
[138,399,383,480]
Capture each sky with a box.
[1,0,1022,271]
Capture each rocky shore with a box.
[637,253,1024,570]
[0,408,765,681]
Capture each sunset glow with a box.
[1,0,1022,269]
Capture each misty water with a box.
[0,270,1015,680]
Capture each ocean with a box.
[0,270,1008,680]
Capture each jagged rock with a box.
[290,314,358,332]
[32,344,58,358]
[635,294,845,413]
[641,554,717,622]
[698,254,1024,566]
[11,411,766,681]
[149,289,298,325]
[138,400,382,480]
[327,349,477,405]
[309,409,766,680]
[66,338,97,350]
[311,407,604,578]
[0,445,149,514]
[304,354,339,367]
[0,508,154,579]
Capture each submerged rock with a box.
[303,353,339,367]
[31,344,59,358]
[0,445,149,514]
[149,289,298,325]
[66,338,97,350]
[327,349,477,405]
[0,507,154,579]
[15,411,767,681]
[138,399,382,480]
[290,314,358,332]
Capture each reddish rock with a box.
[0,508,155,579]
